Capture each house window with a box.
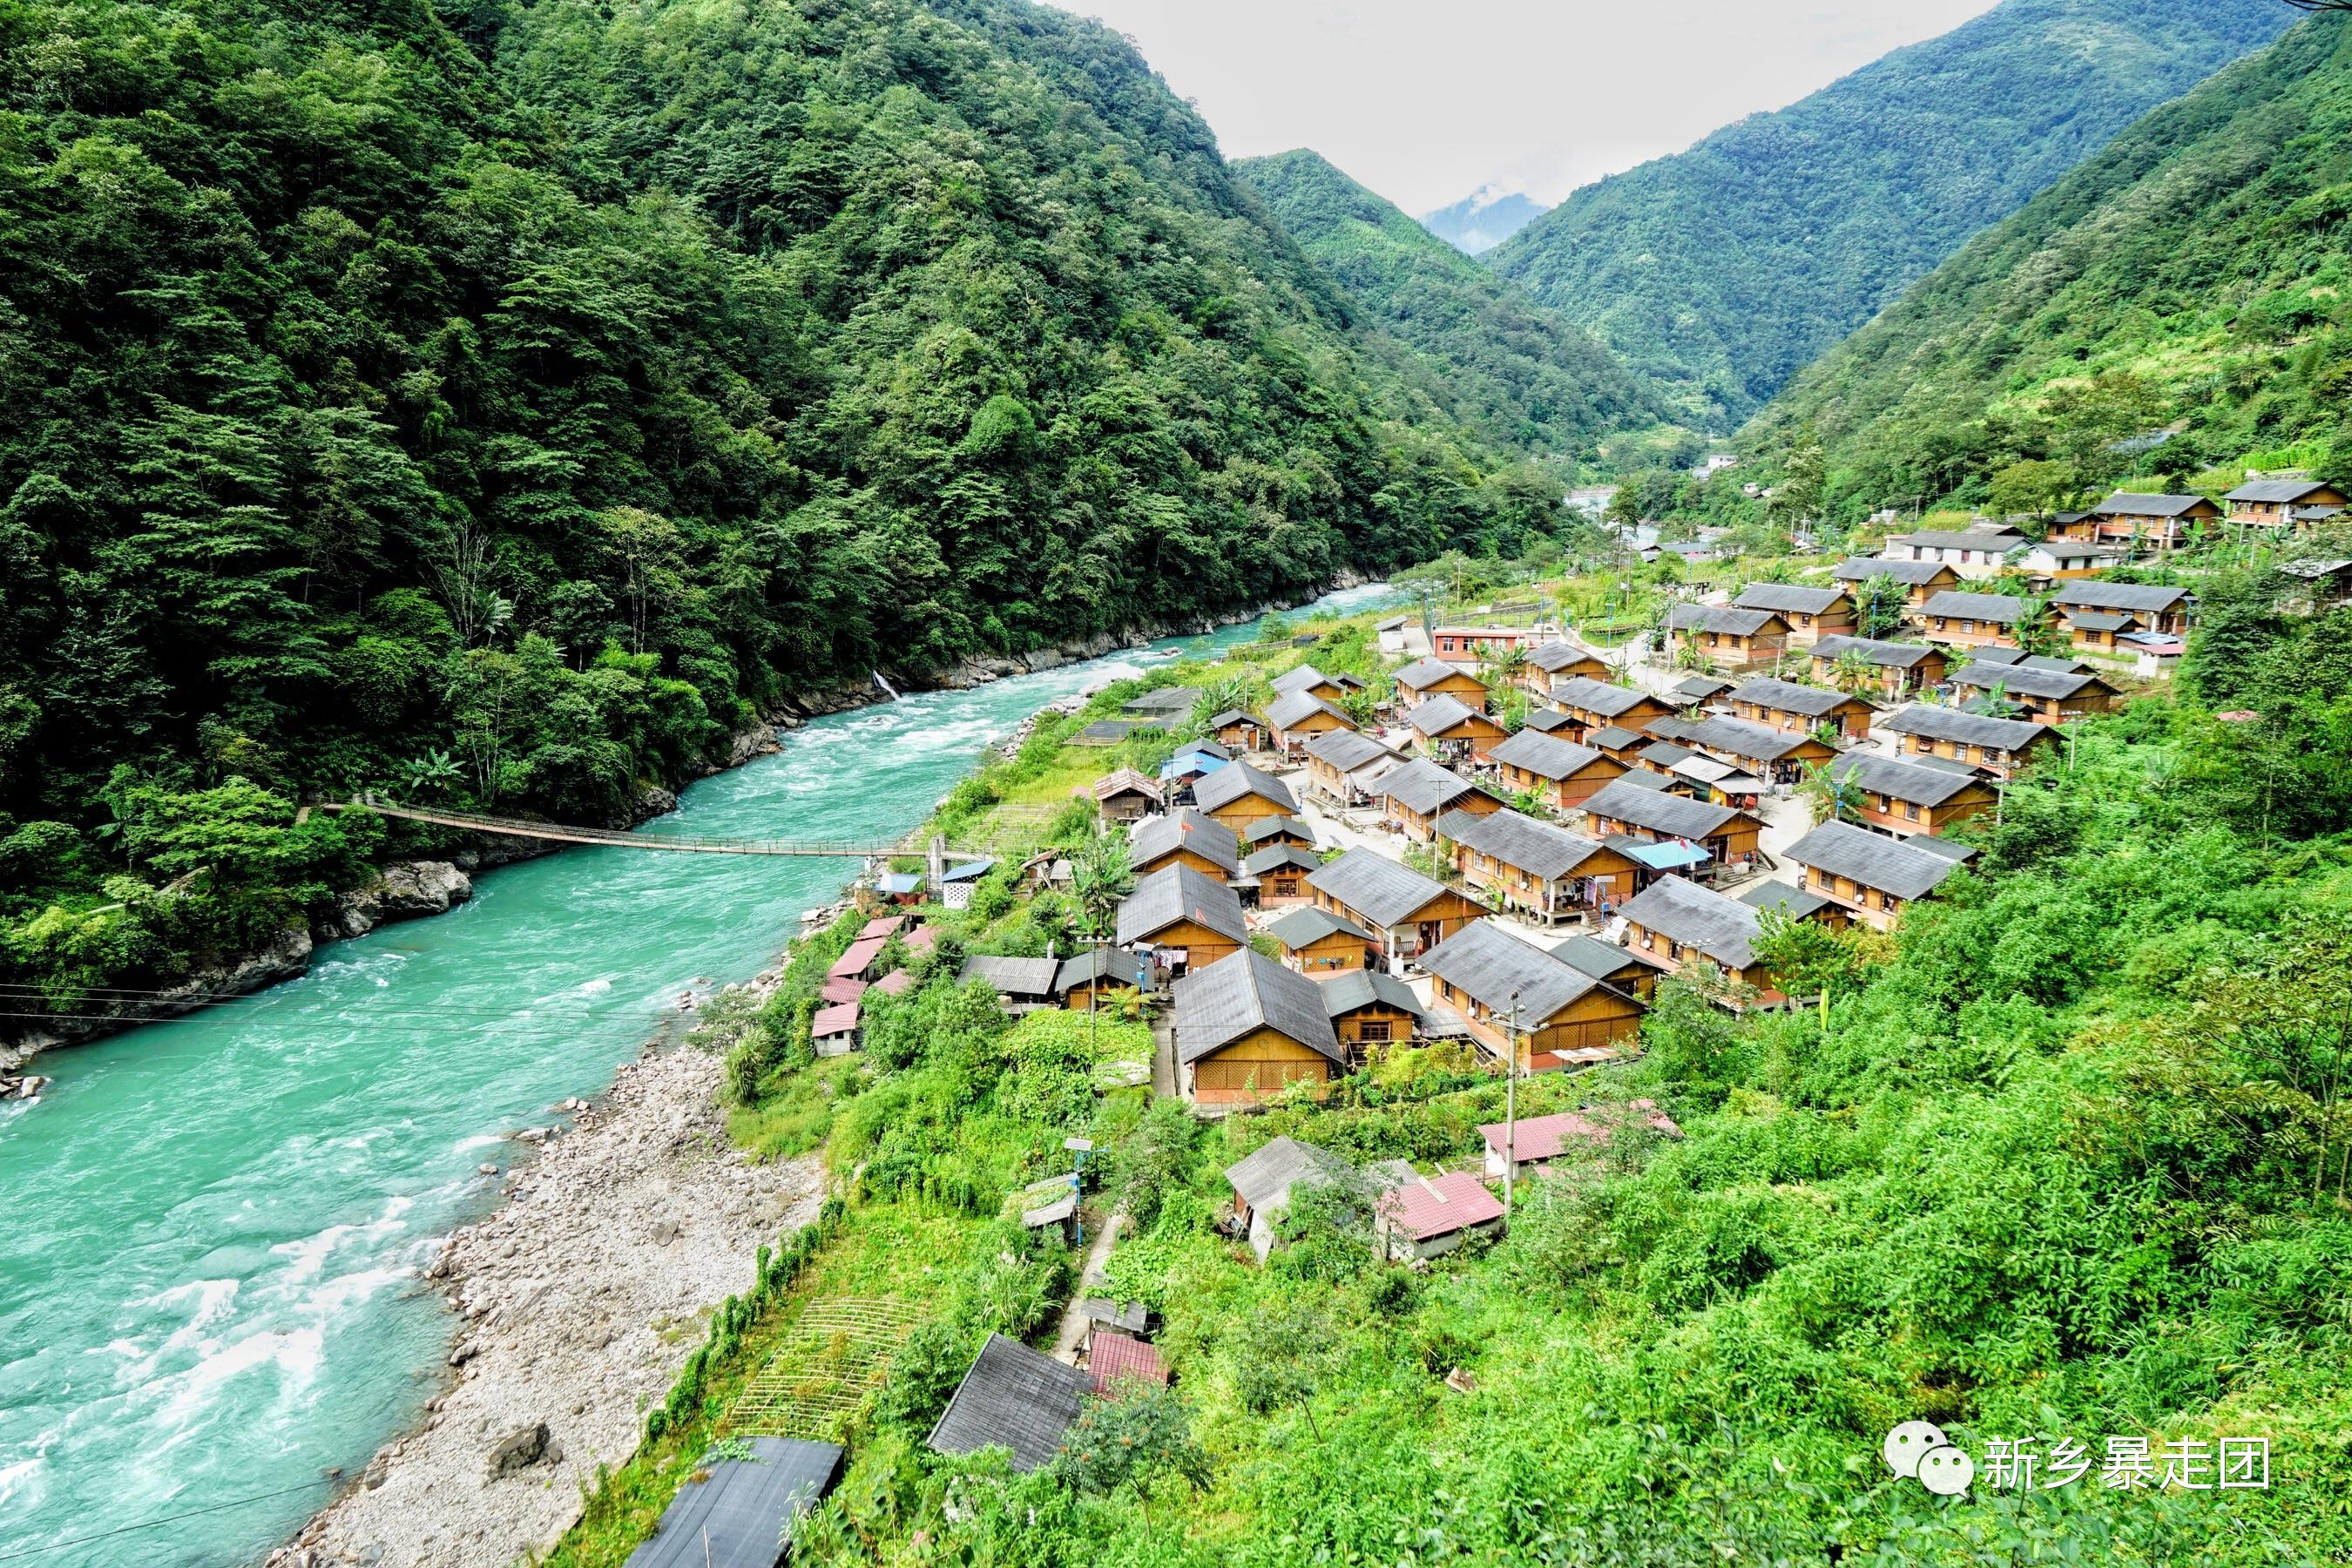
[1669,942,1686,961]
[1903,802,1920,821]
[1360,1020,1391,1044]
[1935,618,1948,631]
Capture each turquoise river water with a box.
[0,585,1402,1567]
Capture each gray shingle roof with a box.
[2227,479,2336,504]
[1224,1135,1349,1210]
[1828,752,1987,808]
[1811,635,1940,669]
[1733,584,1848,615]
[1129,808,1239,875]
[1786,819,1977,902]
[2091,492,2211,518]
[1526,640,1602,672]
[1394,656,1477,693]
[1554,933,1666,982]
[1173,949,1342,1065]
[1666,604,1781,636]
[1877,705,2053,753]
[1620,875,1761,969]
[1306,729,1396,772]
[1317,966,1424,1020]
[1584,779,1745,840]
[1377,758,1483,817]
[1435,808,1609,881]
[2051,582,2189,614]
[1730,678,1869,718]
[959,955,1061,998]
[1950,662,2114,701]
[625,1436,842,1568]
[1266,689,1352,731]
[1920,591,2029,623]
[1679,714,1814,763]
[1523,709,1574,733]
[1549,676,1657,718]
[1421,919,1619,1023]
[1242,814,1315,845]
[1736,882,1835,921]
[928,1334,1092,1472]
[1587,724,1649,749]
[1053,946,1144,993]
[1242,844,1323,877]
[1489,730,1611,780]
[1672,675,1734,700]
[1192,760,1298,815]
[1271,664,1334,695]
[1409,693,1486,736]
[2066,611,2135,632]
[1116,863,1249,947]
[1264,904,1374,950]
[1834,558,1953,585]
[1205,707,1252,728]
[1306,848,1455,929]
[1122,686,1201,713]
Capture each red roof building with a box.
[1376,1170,1505,1260]
[861,915,905,940]
[873,970,916,997]
[904,927,938,957]
[828,936,889,979]
[1477,1104,1681,1175]
[812,1002,861,1056]
[1089,1335,1169,1396]
[820,976,868,1005]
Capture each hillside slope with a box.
[1747,10,2352,518]
[1487,0,2293,425]
[1234,150,1665,467]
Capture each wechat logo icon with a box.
[1884,1421,1974,1497]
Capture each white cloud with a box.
[1048,0,1999,214]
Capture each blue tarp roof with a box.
[939,857,997,883]
[1159,754,1230,781]
[1626,839,1709,870]
[876,873,923,894]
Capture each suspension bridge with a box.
[305,799,988,861]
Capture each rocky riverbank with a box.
[275,985,822,1568]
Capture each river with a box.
[0,585,1402,1567]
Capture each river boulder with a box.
[324,861,472,941]
[483,1422,551,1479]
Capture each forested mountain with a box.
[1747,9,2352,520]
[1487,0,2294,426]
[1234,151,1665,466]
[1418,186,1548,255]
[0,0,1551,857]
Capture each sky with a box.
[1044,0,2002,216]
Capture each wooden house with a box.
[1826,753,1998,838]
[2070,492,2220,554]
[1316,967,1423,1062]
[1306,848,1484,969]
[1520,639,1609,701]
[1091,767,1163,825]
[1585,724,1656,766]
[1727,677,1877,738]
[1406,693,1508,762]
[1738,879,1846,931]
[928,1335,1091,1470]
[1391,656,1490,712]
[1663,604,1790,667]
[1731,584,1855,645]
[1175,950,1346,1108]
[1552,933,1672,1001]
[1377,757,1505,843]
[1191,761,1300,833]
[1487,730,1625,811]
[1876,705,2056,779]
[1618,875,1783,1005]
[1667,673,1734,708]
[1054,947,1145,1010]
[1419,919,1646,1067]
[1303,728,1403,808]
[2226,478,2349,531]
[1580,778,1764,871]
[2016,539,2121,581]
[1375,1170,1506,1262]
[960,955,1061,1013]
[1223,1136,1351,1261]
[1113,863,1249,976]
[2051,582,2191,640]
[1264,689,1355,756]
[1807,635,1947,698]
[1127,808,1239,881]
[1547,676,1673,739]
[1949,661,2120,724]
[1436,808,1640,923]
[1783,820,1977,932]
[1241,815,1315,854]
[1265,905,1377,976]
[1911,590,2049,651]
[1271,664,1361,708]
[1240,844,1321,907]
[1833,557,1960,607]
[1431,625,1543,665]
[1876,526,2027,578]
[1675,713,1835,786]
[1205,708,1267,752]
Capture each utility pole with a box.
[1503,990,1522,1221]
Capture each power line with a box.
[0,1479,330,1564]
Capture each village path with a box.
[1051,1213,1125,1362]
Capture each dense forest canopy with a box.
[1232,149,1669,470]
[1747,9,2352,521]
[1487,0,2294,427]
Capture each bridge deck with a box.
[314,801,980,860]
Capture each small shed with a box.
[1375,1170,1506,1261]
[928,1334,1092,1472]
[812,1002,862,1057]
[1092,767,1165,825]
[1088,1335,1169,1396]
[1479,1104,1682,1178]
[621,1437,843,1568]
[1224,1135,1354,1261]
